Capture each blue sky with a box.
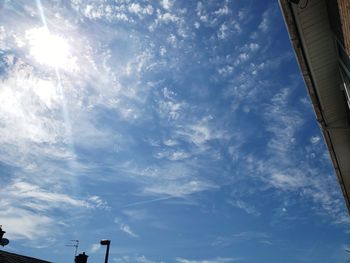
[0,0,350,262]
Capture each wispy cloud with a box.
[0,1,348,261]
[213,5,230,16]
[3,181,89,209]
[176,257,242,263]
[175,116,230,147]
[118,161,219,199]
[1,180,108,211]
[0,207,53,240]
[114,217,139,238]
[144,179,218,198]
[89,243,101,253]
[258,8,272,32]
[0,180,108,240]
[241,86,350,224]
[114,255,163,263]
[128,3,154,18]
[310,136,321,144]
[212,232,271,247]
[228,199,261,216]
[160,0,173,10]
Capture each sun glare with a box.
[26,27,76,70]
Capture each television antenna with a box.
[66,239,79,257]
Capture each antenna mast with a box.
[66,239,79,257]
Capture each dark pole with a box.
[105,242,110,263]
[100,239,111,263]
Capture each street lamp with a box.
[100,239,111,263]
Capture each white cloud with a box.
[238,9,247,21]
[0,207,53,240]
[134,255,162,263]
[126,163,217,202]
[213,5,230,16]
[0,57,64,146]
[231,20,242,33]
[114,218,139,238]
[129,3,142,14]
[238,52,249,62]
[155,150,191,161]
[264,88,304,155]
[90,243,101,253]
[120,223,139,238]
[168,151,191,161]
[310,136,321,144]
[144,180,218,198]
[176,257,240,263]
[122,209,149,221]
[160,46,167,56]
[79,3,130,22]
[159,100,185,120]
[248,43,259,52]
[218,23,228,40]
[243,87,350,223]
[196,2,204,17]
[218,65,234,76]
[0,178,109,242]
[157,87,188,120]
[163,139,178,146]
[229,200,260,216]
[258,9,271,32]
[0,26,7,49]
[199,15,208,23]
[114,255,162,263]
[128,3,154,17]
[270,172,306,189]
[88,195,111,210]
[176,116,230,147]
[150,7,187,36]
[3,181,90,210]
[167,34,177,46]
[212,232,270,248]
[157,11,179,24]
[160,0,173,10]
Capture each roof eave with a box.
[279,0,350,214]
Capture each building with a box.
[0,250,51,263]
[279,0,350,211]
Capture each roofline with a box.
[0,250,51,263]
[279,0,350,213]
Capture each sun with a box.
[26,27,77,70]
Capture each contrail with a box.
[121,196,174,208]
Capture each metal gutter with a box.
[279,0,350,213]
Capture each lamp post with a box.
[100,239,111,263]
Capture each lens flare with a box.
[26,27,77,71]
